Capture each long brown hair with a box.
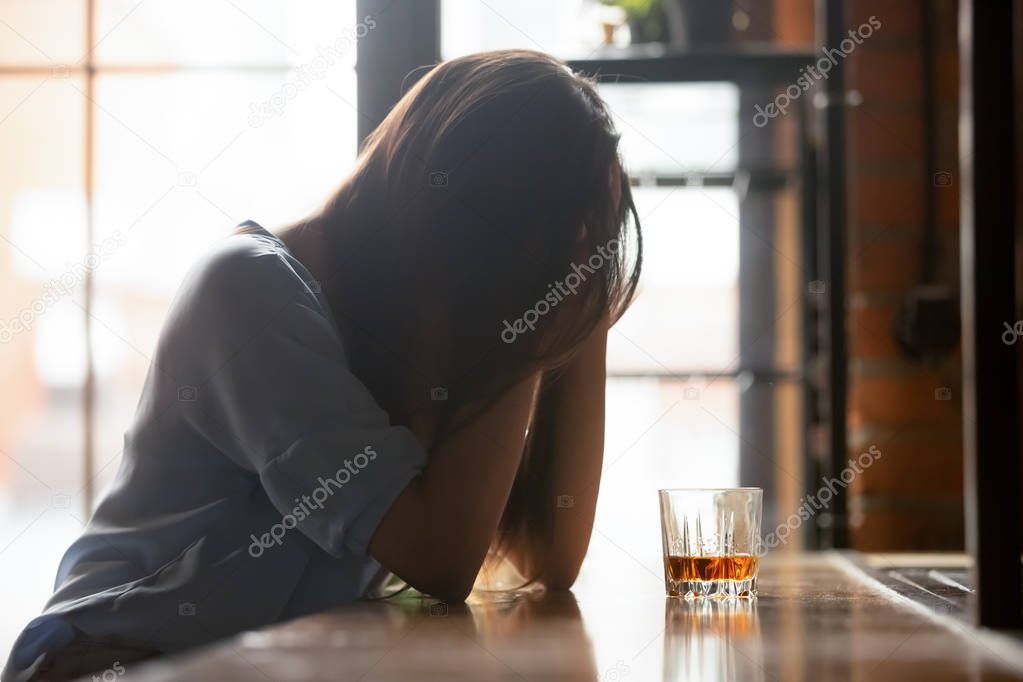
[301,50,642,582]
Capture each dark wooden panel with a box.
[567,47,815,84]
[959,0,1023,628]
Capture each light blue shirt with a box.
[3,223,426,680]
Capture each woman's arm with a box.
[368,371,541,602]
[506,320,608,589]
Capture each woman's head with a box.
[313,49,642,432]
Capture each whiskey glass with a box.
[658,488,763,599]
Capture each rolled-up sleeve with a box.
[162,236,427,558]
[258,422,424,556]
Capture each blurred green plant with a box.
[600,0,668,44]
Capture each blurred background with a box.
[0,0,984,653]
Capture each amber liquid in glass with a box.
[666,554,759,582]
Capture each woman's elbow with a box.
[428,580,474,604]
[416,579,474,604]
[539,546,589,591]
[538,565,582,592]
[406,562,478,603]
[541,578,577,592]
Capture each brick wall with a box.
[844,0,963,550]
[771,0,965,550]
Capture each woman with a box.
[3,49,641,681]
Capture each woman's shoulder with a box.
[151,224,342,390]
[195,227,300,288]
[157,225,333,357]
[182,225,322,313]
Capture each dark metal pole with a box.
[355,0,440,144]
[737,85,778,534]
[959,0,1022,629]
[816,0,848,547]
[797,96,821,550]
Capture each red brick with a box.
[850,171,923,226]
[849,0,919,42]
[846,436,962,498]
[851,505,963,551]
[848,234,919,293]
[848,369,955,427]
[849,49,922,106]
[849,301,900,359]
[850,107,924,163]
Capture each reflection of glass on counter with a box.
[662,598,765,682]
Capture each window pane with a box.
[0,1,85,65]
[608,187,739,373]
[580,378,740,587]
[0,75,88,651]
[96,0,358,66]
[600,83,739,175]
[444,0,605,58]
[599,84,740,373]
[90,68,357,492]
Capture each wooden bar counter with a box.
[124,553,1023,681]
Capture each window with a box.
[0,0,358,648]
